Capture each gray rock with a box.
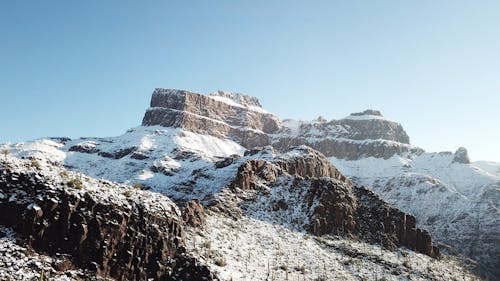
[453,147,471,164]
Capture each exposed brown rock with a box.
[307,179,357,235]
[354,187,440,258]
[182,199,206,227]
[229,147,440,258]
[272,137,424,160]
[142,89,281,148]
[141,89,422,160]
[0,166,217,281]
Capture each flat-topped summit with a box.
[142,88,281,148]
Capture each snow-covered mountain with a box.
[0,88,496,280]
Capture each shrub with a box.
[59,171,69,180]
[67,178,83,189]
[1,149,9,159]
[30,158,41,170]
[294,264,306,274]
[202,241,212,249]
[214,257,227,267]
[133,183,142,190]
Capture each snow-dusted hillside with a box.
[4,126,246,204]
[474,160,500,177]
[1,88,495,280]
[187,213,479,281]
[329,150,500,279]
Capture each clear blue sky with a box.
[1,1,499,161]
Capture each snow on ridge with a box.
[473,160,500,177]
[208,91,269,114]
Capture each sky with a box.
[0,1,499,161]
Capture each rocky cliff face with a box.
[228,146,440,258]
[272,110,421,160]
[142,89,281,148]
[141,89,419,160]
[0,159,216,281]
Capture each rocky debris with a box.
[0,161,217,281]
[182,199,206,227]
[142,89,281,148]
[453,147,471,164]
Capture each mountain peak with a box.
[142,88,281,148]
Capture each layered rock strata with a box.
[141,89,422,159]
[142,89,281,148]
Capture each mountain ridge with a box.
[1,88,497,280]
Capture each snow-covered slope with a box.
[5,126,245,204]
[330,152,500,279]
[474,160,500,177]
[187,213,479,281]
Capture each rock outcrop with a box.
[273,111,419,159]
[182,199,206,228]
[453,147,471,164]
[0,162,216,281]
[141,89,419,159]
[354,187,440,257]
[142,89,281,148]
[229,146,440,258]
[231,146,349,191]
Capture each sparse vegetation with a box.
[123,189,133,197]
[133,183,142,190]
[202,240,212,249]
[214,256,227,267]
[59,171,69,180]
[294,264,306,274]
[30,158,41,170]
[67,177,83,189]
[1,149,9,159]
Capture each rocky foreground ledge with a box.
[0,157,216,281]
